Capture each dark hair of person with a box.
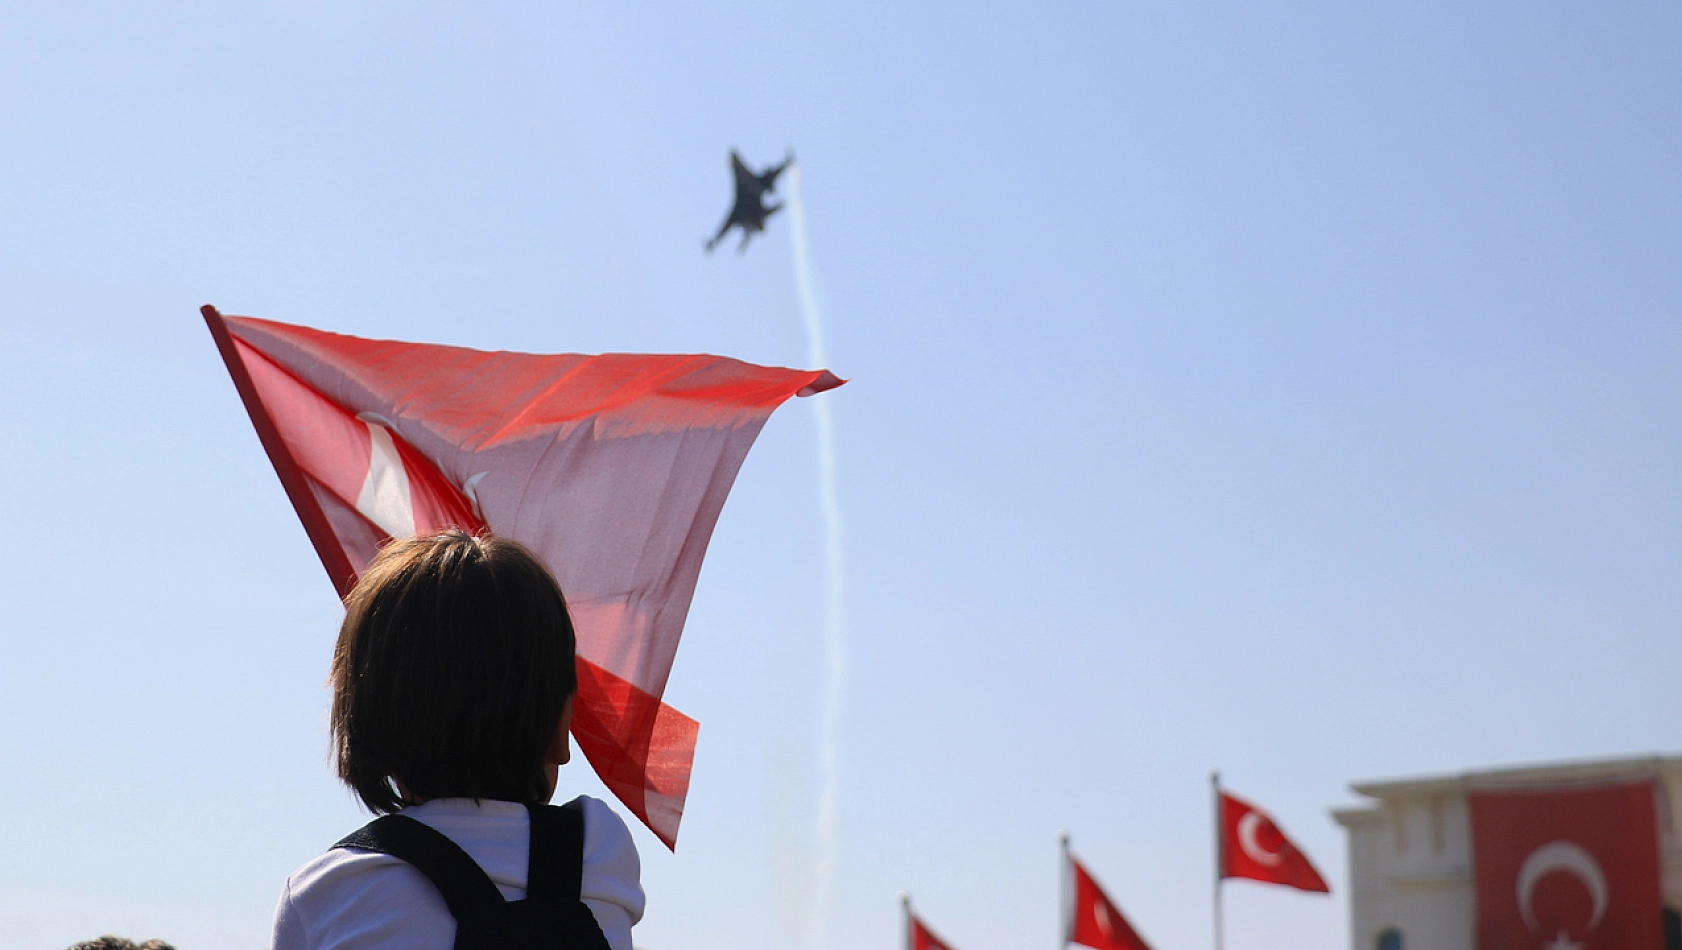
[65,939,174,950]
[330,529,578,814]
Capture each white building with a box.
[1332,754,1682,950]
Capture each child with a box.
[272,530,644,950]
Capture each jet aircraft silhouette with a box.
[705,149,793,253]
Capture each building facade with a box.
[1332,754,1682,950]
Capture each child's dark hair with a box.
[329,529,578,814]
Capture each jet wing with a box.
[757,155,792,191]
[731,151,758,192]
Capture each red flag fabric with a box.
[1469,780,1663,950]
[204,307,842,849]
[909,912,957,950]
[1219,789,1330,893]
[1067,856,1153,950]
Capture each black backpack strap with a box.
[525,800,585,903]
[525,799,612,950]
[333,815,507,922]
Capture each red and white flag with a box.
[203,306,842,848]
[1066,855,1153,950]
[1469,780,1663,950]
[907,909,957,950]
[915,907,955,948]
[1218,789,1330,893]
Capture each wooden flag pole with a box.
[1211,771,1225,950]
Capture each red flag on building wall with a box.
[1066,854,1154,950]
[1469,780,1663,950]
[204,306,841,849]
[1219,789,1330,893]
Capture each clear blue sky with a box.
[0,3,1677,949]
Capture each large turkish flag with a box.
[1469,780,1663,950]
[204,307,840,848]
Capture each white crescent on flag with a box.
[354,416,417,538]
[1237,810,1285,867]
[1517,841,1609,933]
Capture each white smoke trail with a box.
[786,161,845,950]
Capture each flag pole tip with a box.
[898,891,910,906]
[1058,830,1069,844]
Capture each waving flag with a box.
[203,305,842,848]
[902,896,959,950]
[1065,851,1154,950]
[1469,780,1662,950]
[1218,789,1330,893]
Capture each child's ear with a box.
[544,695,575,766]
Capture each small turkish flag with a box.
[1470,780,1663,950]
[908,909,958,950]
[1219,790,1330,893]
[1066,855,1153,950]
[203,307,840,849]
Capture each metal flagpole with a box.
[901,892,912,950]
[1211,771,1224,950]
[1058,831,1071,950]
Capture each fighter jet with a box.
[705,149,794,254]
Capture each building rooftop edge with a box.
[1329,804,1380,827]
[1347,751,1682,800]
